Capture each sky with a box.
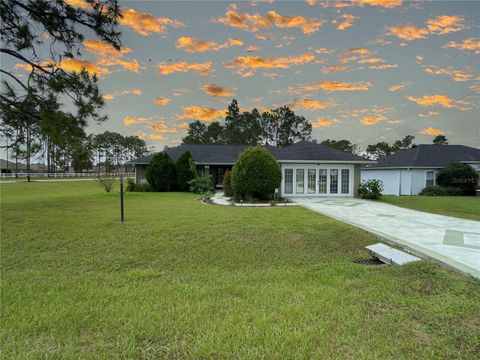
[10,0,480,150]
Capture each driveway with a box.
[291,197,480,279]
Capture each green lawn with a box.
[1,181,479,359]
[380,195,480,221]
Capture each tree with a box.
[366,141,394,160]
[262,106,312,147]
[436,162,478,196]
[203,122,226,144]
[392,135,415,151]
[224,99,242,144]
[1,0,121,178]
[231,146,281,200]
[145,153,176,192]
[321,139,359,154]
[433,135,448,145]
[183,121,207,144]
[175,151,197,191]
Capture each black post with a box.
[120,176,124,223]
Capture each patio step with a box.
[366,243,421,266]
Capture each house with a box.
[129,141,373,197]
[361,144,480,196]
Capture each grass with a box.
[380,195,480,221]
[1,181,479,359]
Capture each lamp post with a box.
[118,165,125,224]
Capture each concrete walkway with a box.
[291,197,480,279]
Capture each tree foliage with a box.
[175,151,197,191]
[436,162,478,196]
[433,135,448,145]
[320,139,359,154]
[231,146,281,200]
[358,179,383,200]
[366,135,415,159]
[145,153,176,192]
[223,169,233,197]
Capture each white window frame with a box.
[425,170,435,187]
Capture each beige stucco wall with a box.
[353,164,361,198]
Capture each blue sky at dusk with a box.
[10,0,480,150]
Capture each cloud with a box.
[418,126,443,136]
[119,8,184,36]
[59,58,110,75]
[337,14,357,30]
[388,82,411,91]
[124,116,148,126]
[350,0,403,8]
[315,48,334,54]
[418,111,440,118]
[226,53,315,77]
[176,37,243,52]
[149,124,180,133]
[157,61,213,76]
[82,40,140,73]
[358,57,385,64]
[172,88,191,96]
[406,94,471,109]
[64,0,90,9]
[361,114,387,125]
[177,106,226,121]
[368,63,398,70]
[216,6,324,34]
[291,98,336,110]
[443,38,480,55]
[312,117,341,127]
[289,81,372,94]
[346,48,369,55]
[149,133,168,140]
[103,88,142,100]
[322,65,348,74]
[424,65,472,82]
[387,15,465,42]
[202,84,235,97]
[153,97,171,105]
[246,45,262,52]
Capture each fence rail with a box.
[0,172,135,179]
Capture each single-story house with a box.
[361,144,480,196]
[129,141,373,197]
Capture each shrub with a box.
[175,151,197,191]
[358,179,383,200]
[231,146,281,200]
[96,174,115,193]
[126,178,150,192]
[419,185,463,196]
[436,162,478,196]
[223,169,233,197]
[188,176,214,194]
[145,152,176,192]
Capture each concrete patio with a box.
[291,197,480,279]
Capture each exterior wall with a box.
[353,164,361,198]
[400,169,411,195]
[362,169,401,195]
[135,165,147,184]
[280,163,355,197]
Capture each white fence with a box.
[0,172,135,179]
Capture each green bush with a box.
[188,176,214,194]
[95,174,115,193]
[145,153,176,192]
[175,151,197,191]
[231,146,281,200]
[223,169,233,197]
[436,162,478,196]
[419,185,463,196]
[126,178,150,192]
[358,179,383,200]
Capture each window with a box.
[284,169,293,194]
[296,169,305,194]
[426,171,435,187]
[307,169,316,194]
[318,169,327,194]
[217,167,224,184]
[330,169,338,194]
[341,169,350,194]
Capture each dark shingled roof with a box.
[365,144,480,169]
[129,141,372,165]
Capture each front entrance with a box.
[199,165,232,188]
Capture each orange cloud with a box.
[347,48,369,55]
[246,45,262,52]
[443,38,480,55]
[153,97,171,105]
[176,37,243,52]
[388,82,411,91]
[312,117,341,127]
[387,24,429,41]
[149,124,180,133]
[202,84,235,97]
[83,40,139,73]
[149,133,168,140]
[315,48,334,54]
[124,116,147,126]
[426,15,464,35]
[406,94,470,109]
[358,57,385,64]
[361,114,387,125]
[292,98,336,110]
[103,88,142,100]
[289,81,372,94]
[418,127,443,136]
[350,0,402,8]
[368,64,398,70]
[157,61,213,76]
[322,65,348,74]
[64,0,90,9]
[119,8,184,36]
[418,111,440,118]
[177,106,226,122]
[216,7,324,34]
[172,88,191,96]
[424,65,472,82]
[59,58,110,75]
[337,14,357,30]
[226,53,315,76]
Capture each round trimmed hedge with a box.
[231,146,281,200]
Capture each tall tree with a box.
[203,122,226,144]
[433,134,448,145]
[320,139,359,154]
[224,99,242,144]
[366,141,394,160]
[183,121,207,144]
[392,135,415,151]
[262,106,312,147]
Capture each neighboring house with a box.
[129,141,373,197]
[361,144,480,196]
